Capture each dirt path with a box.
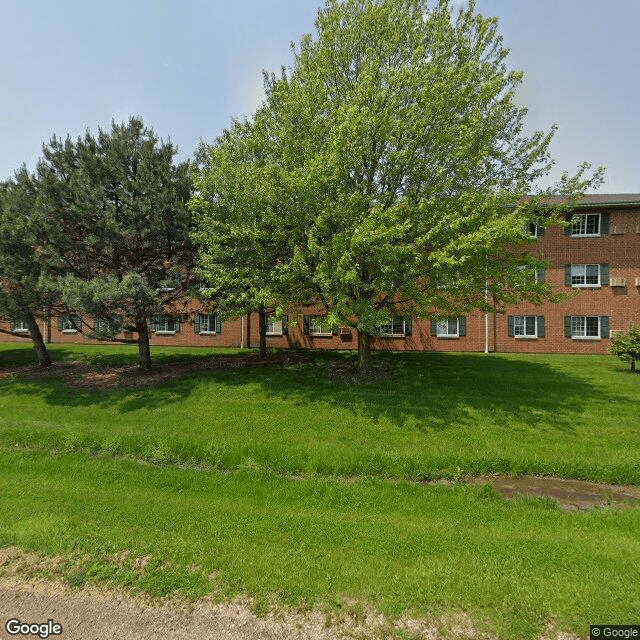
[0,575,342,640]
[466,475,640,510]
[0,572,583,640]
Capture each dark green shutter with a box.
[303,315,310,335]
[193,314,200,334]
[564,316,572,338]
[282,315,288,335]
[600,264,609,285]
[537,226,545,237]
[458,316,466,337]
[537,316,545,337]
[404,316,412,336]
[332,324,339,335]
[57,316,64,332]
[536,268,546,283]
[564,264,572,286]
[601,212,610,235]
[430,319,437,336]
[215,315,221,334]
[174,317,181,333]
[600,316,609,339]
[149,316,157,333]
[507,316,515,337]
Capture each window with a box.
[194,314,219,335]
[58,315,82,333]
[523,221,544,237]
[10,319,29,333]
[431,316,466,338]
[94,317,120,337]
[508,315,544,338]
[565,316,609,340]
[160,273,181,291]
[519,265,545,284]
[565,264,608,287]
[309,317,333,336]
[571,264,600,286]
[572,316,599,338]
[379,316,411,337]
[303,315,336,337]
[266,316,288,336]
[151,315,180,334]
[571,213,600,236]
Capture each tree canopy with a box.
[609,325,640,373]
[193,0,602,367]
[35,117,193,371]
[0,168,60,367]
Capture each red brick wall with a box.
[3,205,639,355]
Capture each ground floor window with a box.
[431,317,466,338]
[379,316,411,337]
[508,315,544,338]
[303,315,335,337]
[266,316,288,336]
[566,316,608,339]
[58,315,82,333]
[152,315,180,334]
[194,314,219,334]
[94,317,120,338]
[10,319,29,333]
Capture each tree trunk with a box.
[26,313,51,368]
[357,330,372,370]
[632,359,636,373]
[258,305,267,358]
[137,325,152,372]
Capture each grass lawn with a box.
[1,343,639,638]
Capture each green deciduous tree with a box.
[36,118,194,371]
[191,113,310,357]
[0,168,59,367]
[196,0,601,368]
[609,325,640,372]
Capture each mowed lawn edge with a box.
[1,344,639,484]
[1,449,639,640]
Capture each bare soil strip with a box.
[465,475,640,511]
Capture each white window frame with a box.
[518,265,542,284]
[513,316,538,338]
[11,319,29,333]
[380,316,408,337]
[571,316,600,339]
[571,264,601,287]
[60,316,81,333]
[309,317,333,337]
[198,314,218,335]
[94,317,119,337]
[436,318,459,338]
[266,317,283,336]
[571,213,601,237]
[523,221,538,237]
[155,315,177,334]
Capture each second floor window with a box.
[571,213,600,236]
[571,264,600,286]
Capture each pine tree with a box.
[36,118,194,371]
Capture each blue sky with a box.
[2,0,638,193]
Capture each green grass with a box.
[1,343,638,483]
[1,343,639,638]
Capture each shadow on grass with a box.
[0,347,619,432]
[201,350,614,434]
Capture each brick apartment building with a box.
[2,194,639,355]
